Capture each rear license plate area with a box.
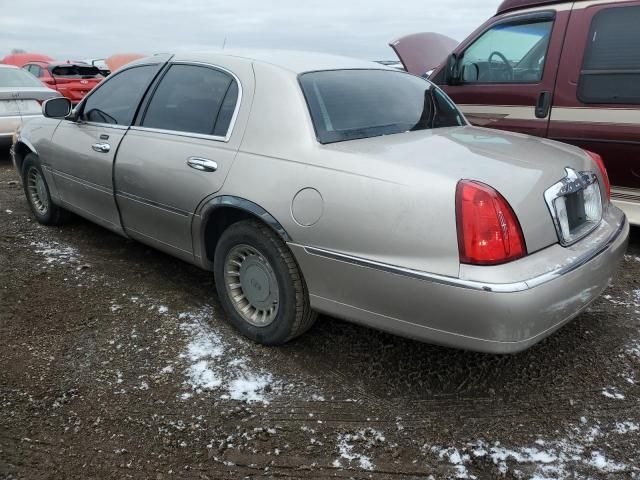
[563,190,587,234]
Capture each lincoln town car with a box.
[11,51,629,353]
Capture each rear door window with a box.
[578,6,640,104]
[81,64,159,126]
[460,19,553,83]
[141,64,239,137]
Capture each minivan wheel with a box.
[214,219,317,345]
[21,153,65,225]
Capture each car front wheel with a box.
[214,219,316,345]
[22,153,66,225]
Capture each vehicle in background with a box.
[1,52,53,68]
[393,0,640,225]
[11,51,628,353]
[22,61,103,104]
[390,32,458,77]
[105,53,145,74]
[0,65,60,149]
[84,59,111,77]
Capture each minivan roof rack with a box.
[496,0,582,15]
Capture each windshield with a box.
[50,65,102,78]
[299,69,465,144]
[0,68,44,88]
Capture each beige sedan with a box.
[12,51,628,353]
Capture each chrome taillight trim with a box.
[544,167,602,246]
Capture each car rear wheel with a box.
[214,219,316,345]
[22,153,66,225]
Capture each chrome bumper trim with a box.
[299,214,626,294]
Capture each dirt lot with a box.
[1,152,639,480]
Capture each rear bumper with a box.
[0,115,21,140]
[291,206,629,353]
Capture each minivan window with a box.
[299,69,465,144]
[142,64,238,137]
[579,6,640,104]
[460,20,553,83]
[0,68,44,88]
[81,65,158,126]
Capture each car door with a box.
[548,1,640,195]
[113,61,247,261]
[434,9,570,138]
[48,60,165,233]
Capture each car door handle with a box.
[187,157,218,172]
[92,142,111,153]
[535,91,552,119]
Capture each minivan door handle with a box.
[187,157,218,172]
[535,91,552,119]
[91,142,111,153]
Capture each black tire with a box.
[214,219,317,345]
[22,153,66,225]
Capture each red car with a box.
[22,61,104,104]
[393,0,640,225]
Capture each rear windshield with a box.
[50,65,101,78]
[0,68,43,88]
[299,69,465,144]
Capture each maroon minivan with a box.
[393,0,640,225]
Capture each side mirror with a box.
[42,97,72,119]
[461,63,479,83]
[445,53,462,86]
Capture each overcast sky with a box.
[2,0,501,61]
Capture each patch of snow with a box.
[602,387,625,400]
[332,429,384,471]
[5,209,13,214]
[428,418,635,479]
[158,305,168,314]
[31,241,78,265]
[615,421,639,434]
[177,306,279,403]
[160,365,174,374]
[588,451,626,472]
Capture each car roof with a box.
[496,0,588,14]
[170,50,393,74]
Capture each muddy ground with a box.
[0,152,639,480]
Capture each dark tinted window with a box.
[299,69,465,144]
[0,68,43,88]
[142,64,238,136]
[81,65,158,125]
[51,64,102,78]
[579,6,640,104]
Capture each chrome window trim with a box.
[129,125,228,142]
[137,61,243,143]
[297,214,626,293]
[544,167,601,246]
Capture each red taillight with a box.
[585,150,610,201]
[456,180,527,266]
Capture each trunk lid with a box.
[323,125,599,253]
[389,32,458,76]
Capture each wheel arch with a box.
[12,139,38,177]
[195,196,292,270]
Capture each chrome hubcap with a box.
[27,167,49,215]
[224,244,279,327]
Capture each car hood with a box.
[323,125,600,253]
[389,32,458,76]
